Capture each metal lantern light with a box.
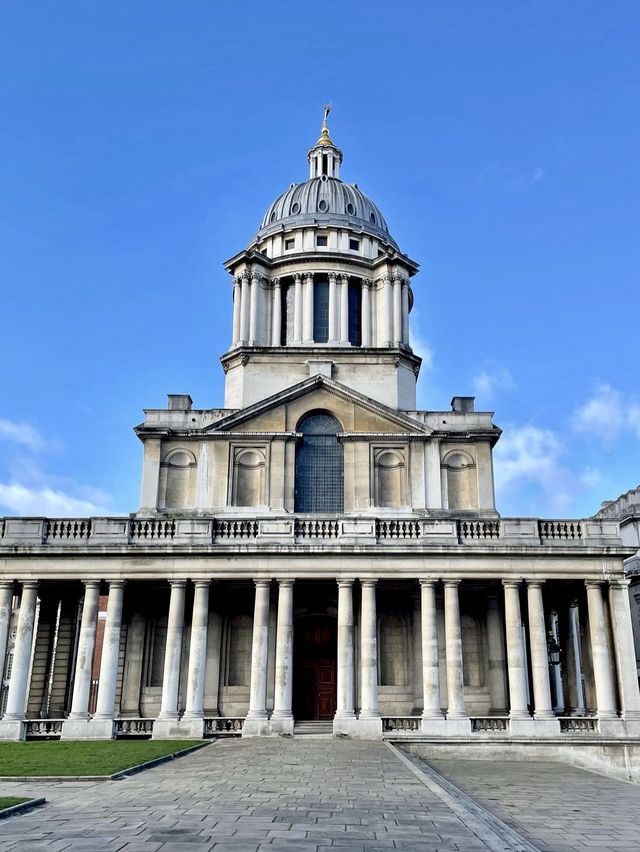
[547,631,561,666]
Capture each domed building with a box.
[0,114,638,769]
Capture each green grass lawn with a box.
[0,740,199,777]
[0,797,29,810]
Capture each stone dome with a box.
[254,176,399,249]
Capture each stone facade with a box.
[0,115,639,744]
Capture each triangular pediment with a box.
[207,375,431,435]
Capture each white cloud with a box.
[494,424,564,495]
[572,384,640,441]
[0,419,46,451]
[477,161,546,192]
[409,317,434,371]
[472,364,515,401]
[0,482,111,517]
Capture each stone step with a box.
[294,721,333,736]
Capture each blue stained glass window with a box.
[294,413,344,513]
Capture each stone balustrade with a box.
[0,515,623,549]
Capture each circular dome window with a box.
[370,212,377,224]
[318,199,328,212]
[270,210,277,223]
[290,202,301,215]
[345,202,355,215]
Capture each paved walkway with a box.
[0,739,520,852]
[431,758,640,852]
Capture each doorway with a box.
[293,614,337,720]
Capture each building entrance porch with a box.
[293,613,337,721]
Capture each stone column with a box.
[0,582,38,738]
[503,580,530,722]
[334,579,356,733]
[339,274,349,344]
[271,278,281,346]
[609,579,640,730]
[271,579,294,734]
[92,581,125,736]
[244,580,270,736]
[249,270,260,345]
[359,581,381,735]
[67,581,100,721]
[293,273,303,344]
[0,582,13,695]
[585,581,618,722]
[180,580,210,737]
[154,581,186,736]
[443,580,468,730]
[328,272,338,343]
[232,276,242,345]
[486,594,507,712]
[303,272,314,343]
[393,274,402,345]
[565,600,586,714]
[401,279,410,344]
[383,275,393,346]
[527,581,558,730]
[361,280,372,346]
[421,581,444,729]
[239,270,250,344]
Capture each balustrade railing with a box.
[25,719,64,738]
[539,520,583,541]
[114,718,155,737]
[376,520,421,539]
[470,716,509,732]
[295,519,339,539]
[130,519,175,540]
[214,519,259,539]
[558,716,598,733]
[204,717,244,736]
[382,716,421,732]
[457,520,501,542]
[46,519,91,540]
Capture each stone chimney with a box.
[451,396,475,413]
[167,394,193,410]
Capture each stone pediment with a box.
[207,374,430,436]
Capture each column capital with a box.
[585,579,604,590]
[240,269,250,282]
[233,274,242,286]
[294,272,302,284]
[609,578,631,590]
[392,272,404,284]
[250,269,262,283]
[419,578,438,589]
[524,578,545,589]
[304,271,314,284]
[502,578,523,589]
[108,580,126,590]
[275,577,295,587]
[443,578,461,588]
[169,579,187,590]
[254,579,271,589]
[361,278,372,289]
[271,276,280,288]
[0,580,14,590]
[83,580,100,590]
[337,578,355,588]
[360,578,377,589]
[339,273,349,285]
[328,271,337,283]
[192,579,211,590]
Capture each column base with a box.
[152,717,185,739]
[333,714,357,737]
[0,720,26,740]
[242,716,270,737]
[269,715,294,736]
[444,717,471,736]
[168,717,205,739]
[420,716,447,735]
[61,719,106,740]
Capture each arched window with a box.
[294,412,344,513]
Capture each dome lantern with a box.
[307,104,343,179]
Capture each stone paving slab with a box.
[429,757,640,852]
[0,739,514,851]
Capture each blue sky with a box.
[0,2,638,519]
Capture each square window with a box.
[316,235,328,247]
[284,238,295,250]
[349,238,360,251]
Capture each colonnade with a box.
[1,576,639,740]
[230,270,411,349]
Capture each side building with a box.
[0,117,639,748]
